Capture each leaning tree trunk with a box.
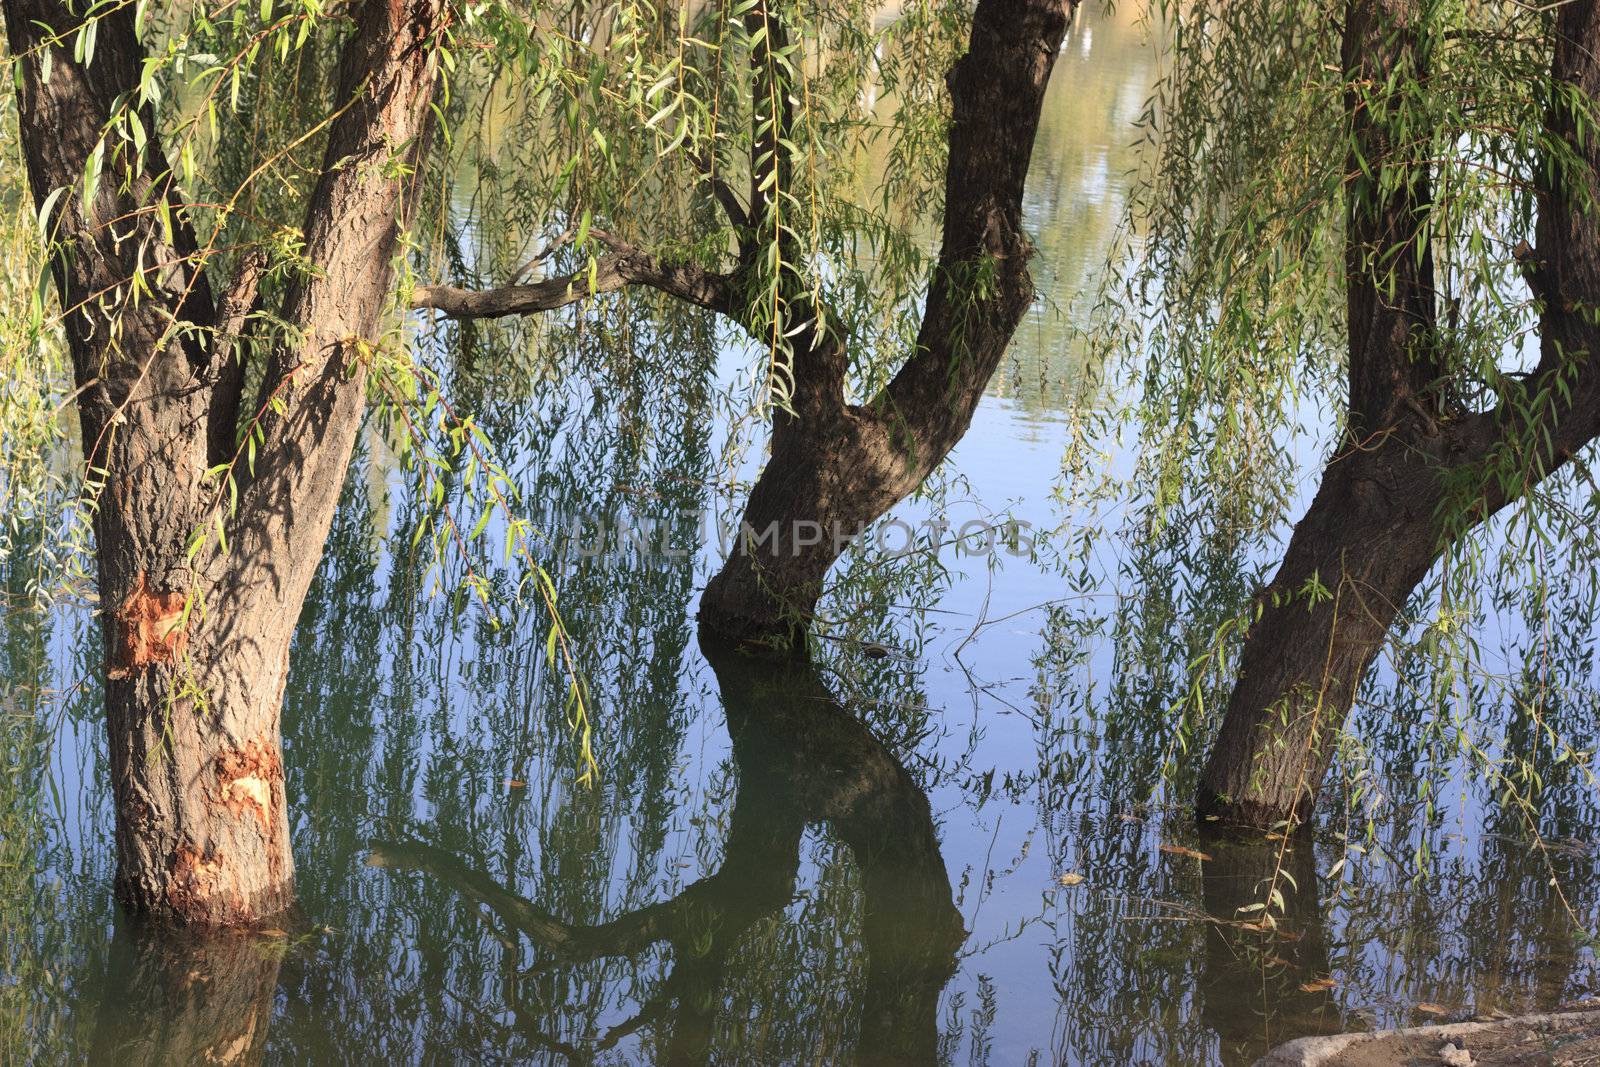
[403,1,1077,650]
[1196,441,1447,827]
[699,0,1078,649]
[699,403,922,648]
[5,0,443,924]
[1197,0,1600,828]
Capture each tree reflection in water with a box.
[370,631,964,1065]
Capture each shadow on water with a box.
[368,630,965,1066]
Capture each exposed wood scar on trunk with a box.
[167,841,231,918]
[109,572,189,679]
[216,738,283,836]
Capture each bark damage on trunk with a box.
[412,0,1080,652]
[1197,0,1600,828]
[3,0,444,925]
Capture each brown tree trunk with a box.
[104,622,301,923]
[1196,441,1446,827]
[699,0,1078,649]
[5,0,443,925]
[404,2,1077,651]
[1197,0,1600,828]
[699,404,921,648]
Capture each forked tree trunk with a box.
[406,2,1078,650]
[699,0,1078,649]
[5,0,443,924]
[1197,0,1600,828]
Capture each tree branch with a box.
[1341,0,1447,437]
[1442,0,1600,507]
[4,0,218,456]
[217,0,446,617]
[411,240,735,320]
[872,0,1076,461]
[690,147,748,234]
[207,248,268,465]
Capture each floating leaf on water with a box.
[1298,977,1337,993]
[1057,871,1085,886]
[505,778,527,788]
[1414,1002,1449,1015]
[1159,843,1213,862]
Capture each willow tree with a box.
[1,0,455,925]
[414,0,1079,649]
[1119,0,1600,827]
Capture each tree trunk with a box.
[1197,0,1600,829]
[402,1,1077,651]
[105,609,300,922]
[5,0,443,925]
[699,0,1077,650]
[1197,441,1445,827]
[699,405,919,647]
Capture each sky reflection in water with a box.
[9,7,1600,1066]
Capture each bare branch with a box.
[412,239,736,320]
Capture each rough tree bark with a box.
[371,629,964,1064]
[1197,0,1600,828]
[700,0,1076,648]
[413,0,1079,652]
[4,0,444,925]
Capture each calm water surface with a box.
[6,9,1600,1066]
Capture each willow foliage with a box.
[1098,0,1600,844]
[1112,0,1575,533]
[424,1,979,405]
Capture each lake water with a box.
[5,7,1600,1066]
